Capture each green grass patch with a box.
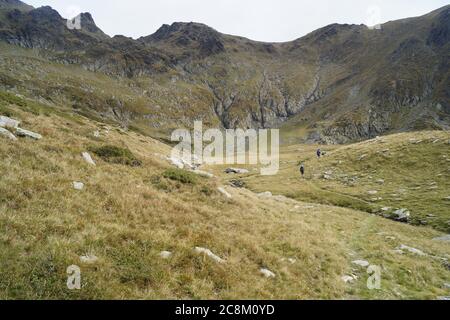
[89,145,142,167]
[163,168,197,185]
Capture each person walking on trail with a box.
[317,148,321,159]
[300,164,305,177]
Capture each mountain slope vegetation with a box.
[0,97,449,299]
[0,1,448,143]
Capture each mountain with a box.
[0,0,449,143]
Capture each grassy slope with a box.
[241,131,450,233]
[0,100,449,299]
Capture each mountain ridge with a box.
[0,0,449,144]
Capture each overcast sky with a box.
[25,0,449,42]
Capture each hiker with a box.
[300,164,305,177]
[316,148,321,159]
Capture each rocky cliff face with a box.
[0,1,449,143]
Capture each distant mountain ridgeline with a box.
[0,0,449,143]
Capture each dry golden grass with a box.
[0,106,449,300]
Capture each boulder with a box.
[15,128,42,140]
[0,127,17,140]
[0,116,20,128]
[73,182,84,190]
[224,168,249,174]
[82,152,96,166]
[260,268,276,278]
[194,247,225,263]
[160,251,172,259]
[397,244,426,256]
[191,170,214,178]
[341,275,357,283]
[393,208,410,222]
[217,187,232,199]
[168,156,184,169]
[257,191,273,198]
[352,260,370,268]
[79,254,98,264]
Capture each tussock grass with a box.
[89,145,142,167]
[0,104,449,300]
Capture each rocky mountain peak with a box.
[140,21,225,56]
[0,0,33,11]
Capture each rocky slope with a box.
[0,0,449,143]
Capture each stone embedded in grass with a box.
[368,190,378,195]
[433,235,450,243]
[217,187,232,199]
[393,208,410,222]
[15,128,42,140]
[73,182,84,190]
[281,258,296,264]
[257,191,272,198]
[191,170,214,178]
[93,130,100,138]
[90,145,141,167]
[260,268,276,278]
[168,156,185,169]
[397,244,426,256]
[224,168,249,174]
[160,251,173,259]
[82,152,96,166]
[358,154,367,161]
[0,127,17,140]
[80,254,98,264]
[376,179,385,184]
[437,296,450,301]
[195,247,225,263]
[0,115,20,128]
[341,275,357,283]
[352,260,370,267]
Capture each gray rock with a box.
[393,208,410,222]
[341,275,357,283]
[0,127,17,140]
[437,296,450,301]
[0,116,20,128]
[15,128,42,140]
[194,247,225,263]
[217,187,232,199]
[191,170,214,178]
[257,191,273,198]
[160,251,172,259]
[260,268,276,278]
[433,235,450,243]
[73,182,84,190]
[352,260,370,267]
[368,190,378,195]
[82,152,96,166]
[225,168,249,174]
[397,244,426,256]
[80,254,98,264]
